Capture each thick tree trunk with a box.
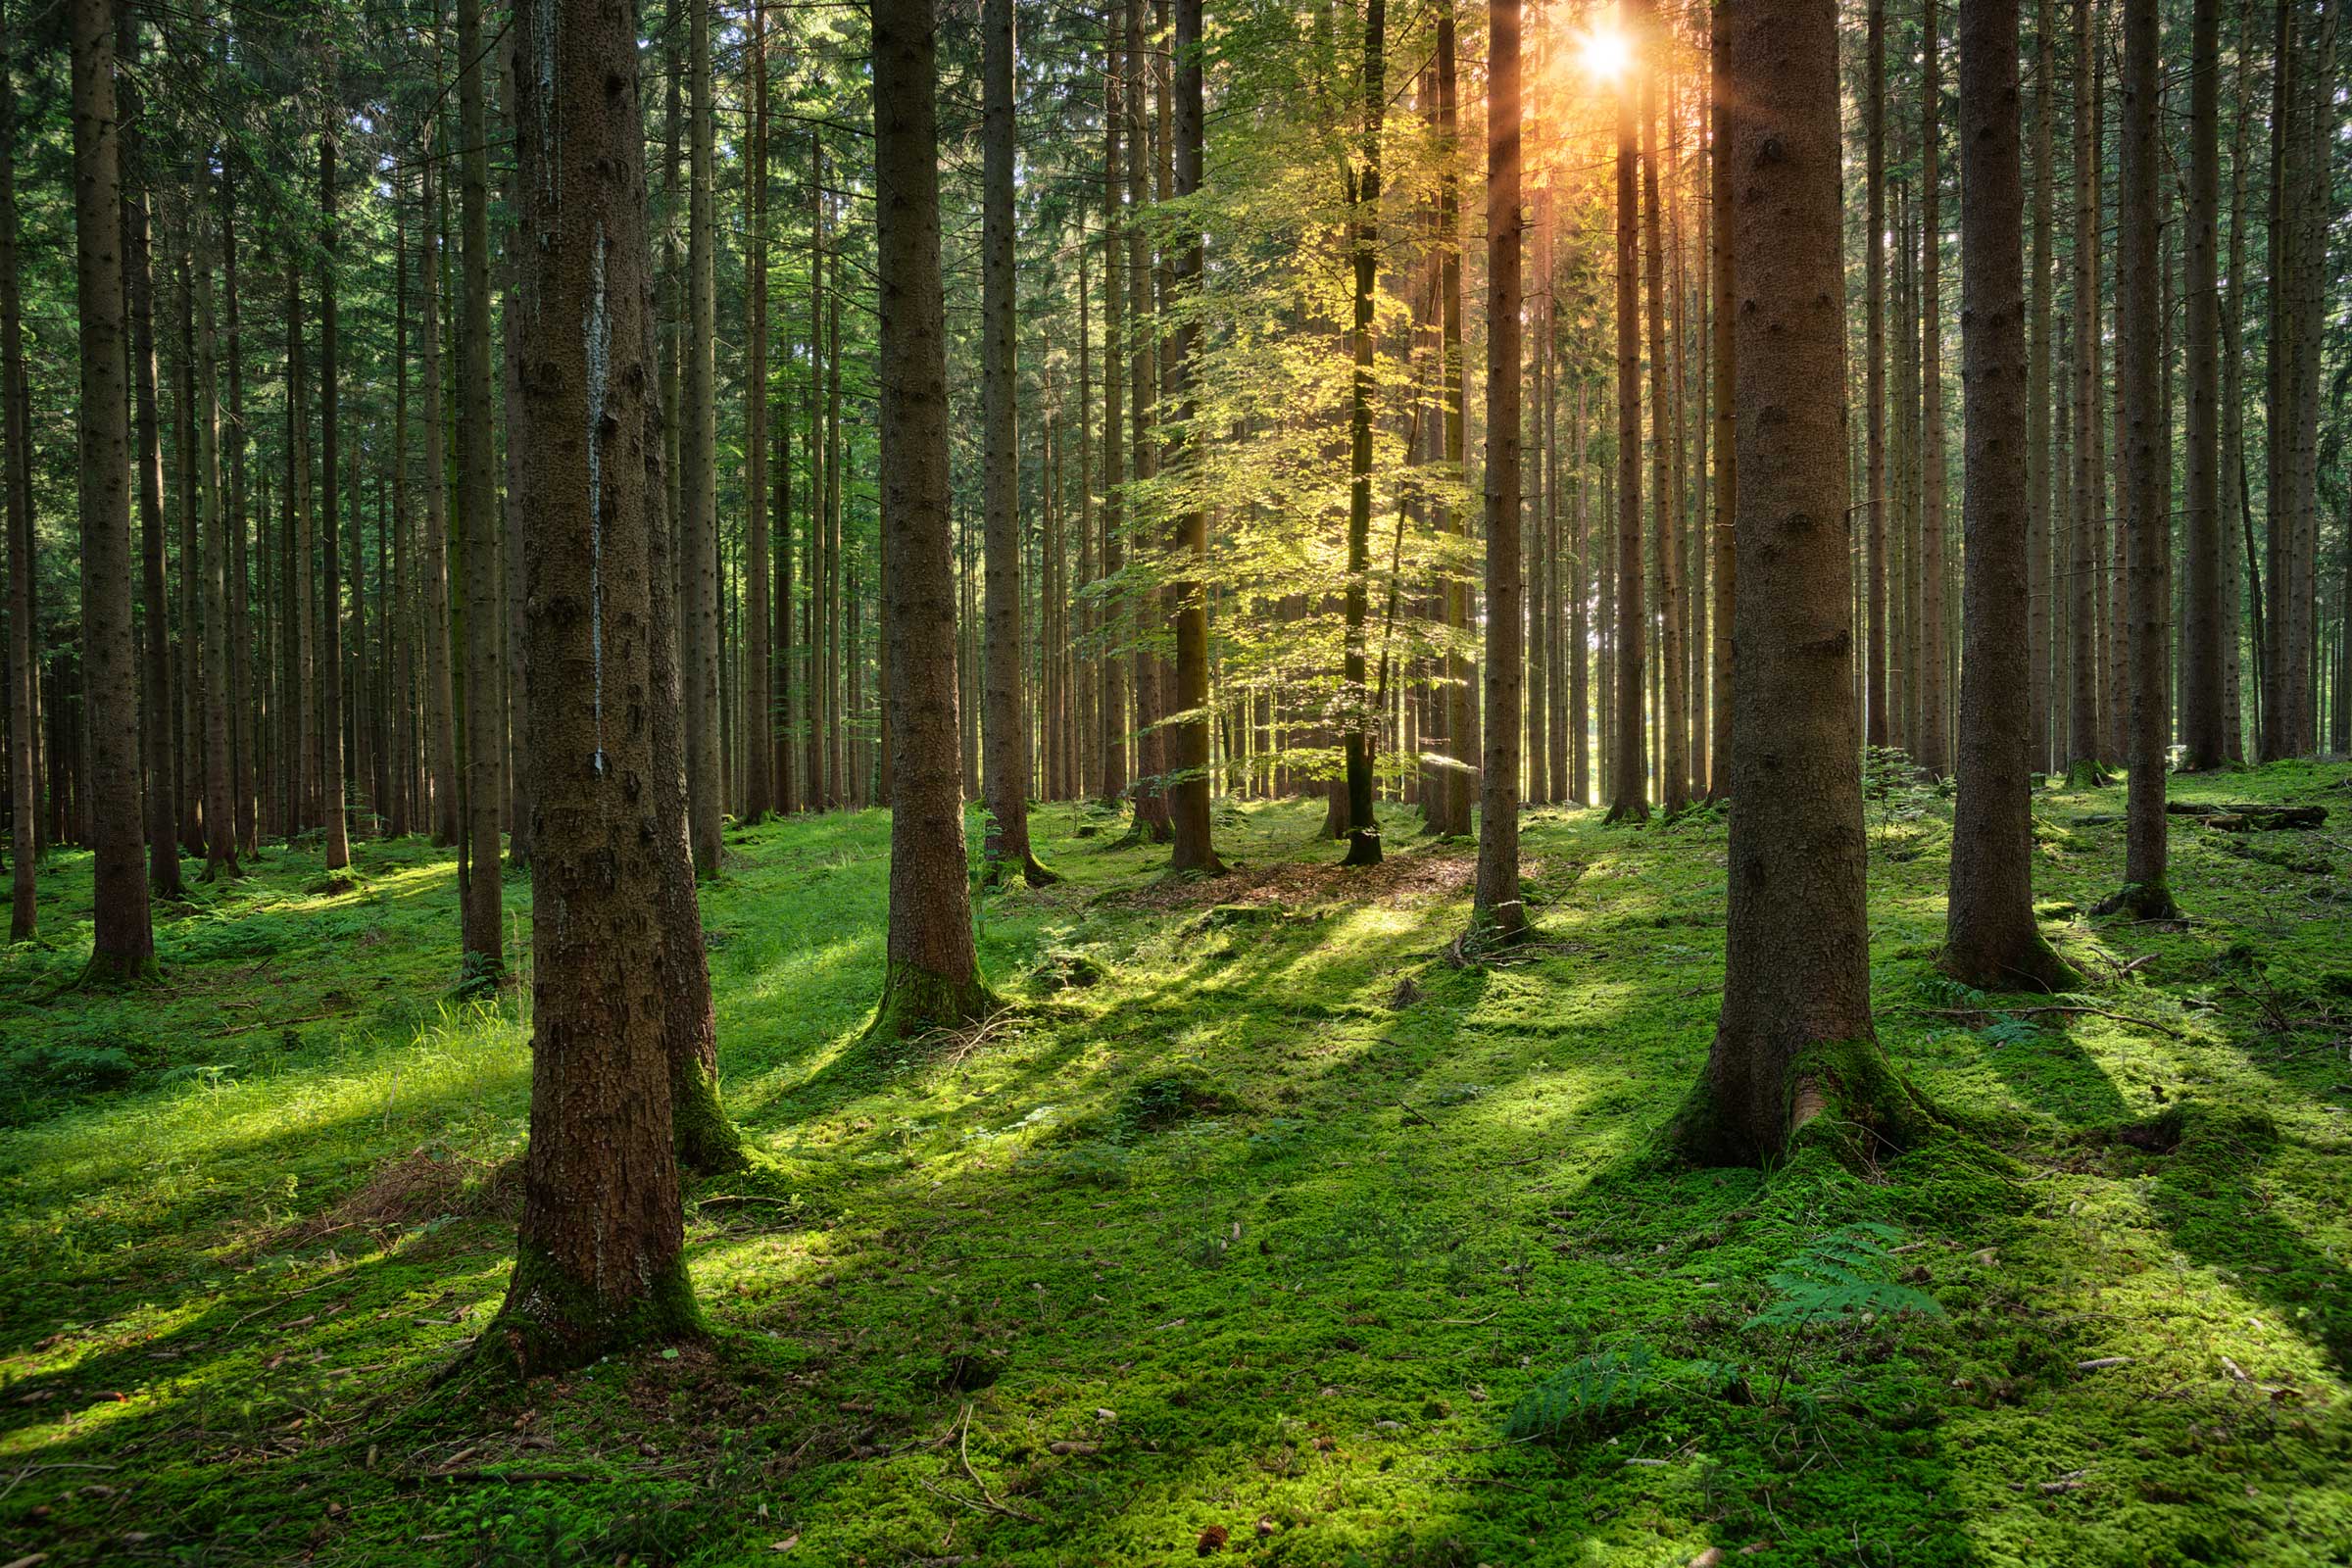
[1947,0,2075,992]
[2027,0,2056,775]
[1167,0,1222,873]
[1675,0,1924,1167]
[2177,0,2225,767]
[1472,0,1524,941]
[2100,0,2178,919]
[123,88,181,902]
[458,0,505,981]
[71,0,155,978]
[872,0,994,1040]
[483,0,697,1378]
[1099,23,1129,808]
[2064,0,2103,780]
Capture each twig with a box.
[1396,1102,1441,1131]
[951,1404,1043,1524]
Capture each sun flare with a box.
[1576,19,1634,85]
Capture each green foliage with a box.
[1746,1224,1944,1331]
[1503,1344,1656,1443]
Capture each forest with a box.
[1,0,2350,1556]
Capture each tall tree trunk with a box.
[1124,0,1170,845]
[420,127,459,848]
[1099,21,1129,808]
[1947,0,2075,991]
[2027,0,2056,774]
[1603,31,1646,825]
[3,47,39,939]
[1424,7,1473,838]
[1676,0,1924,1166]
[681,0,721,872]
[122,50,181,902]
[872,0,994,1039]
[1864,0,1888,751]
[1168,0,1222,872]
[1472,0,1524,940]
[1341,0,1387,865]
[1917,0,1950,777]
[318,123,351,870]
[1644,41,1687,816]
[2064,0,2103,780]
[2101,0,2178,919]
[2177,0,2225,767]
[744,1,771,824]
[981,0,1053,883]
[458,0,505,981]
[196,184,237,880]
[484,0,696,1378]
[71,0,155,978]
[497,44,530,868]
[1709,9,1736,801]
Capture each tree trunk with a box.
[1603,32,1646,825]
[872,0,994,1040]
[196,185,237,879]
[1423,8,1473,839]
[2064,0,2103,780]
[981,0,1053,884]
[681,0,721,873]
[2100,0,2178,919]
[3,49,39,939]
[1709,10,1737,801]
[1099,22,1129,808]
[2026,0,2056,774]
[2175,0,2225,766]
[122,63,181,903]
[1917,0,1949,778]
[1947,0,2075,992]
[419,109,459,848]
[1341,0,1387,866]
[1675,0,1925,1167]
[1168,0,1222,873]
[458,0,505,982]
[1864,0,1888,751]
[483,0,697,1378]
[1472,0,1524,940]
[71,0,155,978]
[744,2,771,824]
[318,124,351,871]
[1644,43,1687,816]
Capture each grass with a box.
[3,760,2350,1566]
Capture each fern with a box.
[1916,975,1990,1011]
[1977,1014,2044,1048]
[1745,1223,1943,1330]
[1503,1344,1656,1443]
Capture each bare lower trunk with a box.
[1472,0,1524,941]
[458,0,506,981]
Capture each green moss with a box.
[472,1235,703,1382]
[671,1054,753,1178]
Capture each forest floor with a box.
[3,761,2351,1567]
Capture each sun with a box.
[1575,19,1634,86]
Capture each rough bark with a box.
[4,47,38,939]
[1341,0,1387,866]
[1674,0,1926,1167]
[2063,0,2104,781]
[122,54,181,903]
[481,0,698,1378]
[71,0,155,979]
[2178,0,2224,768]
[682,0,721,874]
[1167,0,1221,873]
[195,188,236,879]
[1947,0,2076,992]
[1643,40,1687,816]
[872,0,995,1041]
[744,1,771,823]
[1917,0,1949,778]
[1424,9,1473,839]
[318,123,350,871]
[1709,11,1737,801]
[1864,0,1888,751]
[1471,0,1524,941]
[2098,0,2177,920]
[1603,31,1646,826]
[980,0,1052,884]
[2027,0,2055,774]
[419,110,459,848]
[458,0,506,982]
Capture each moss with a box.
[671,1054,753,1178]
[1942,926,2082,994]
[472,1235,703,1382]
[862,957,1001,1046]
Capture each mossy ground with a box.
[3,762,2350,1566]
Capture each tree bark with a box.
[1709,10,1737,801]
[1603,29,1646,825]
[980,0,1053,883]
[458,0,506,981]
[1644,37,1687,816]
[3,48,39,939]
[122,54,181,903]
[1947,0,2075,992]
[744,1,771,824]
[2026,0,2056,774]
[681,0,721,872]
[420,104,459,848]
[196,183,237,880]
[1341,0,1387,865]
[872,0,994,1040]
[1423,8,1473,839]
[318,123,351,871]
[1864,0,1888,752]
[71,0,155,978]
[483,0,697,1378]
[2177,0,2224,768]
[1168,0,1222,873]
[2064,0,2103,780]
[2100,0,2177,920]
[1472,0,1524,940]
[1917,0,1949,777]
[1675,0,1924,1167]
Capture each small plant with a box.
[1864,746,1934,855]
[1504,1343,1657,1443]
[1746,1223,1943,1405]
